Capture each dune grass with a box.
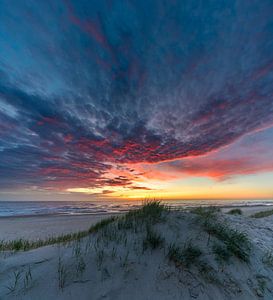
[262,250,273,268]
[251,210,273,218]
[0,201,250,271]
[89,216,117,233]
[191,206,220,225]
[1,201,259,299]
[117,200,169,232]
[121,201,168,223]
[0,216,117,252]
[57,256,68,290]
[0,201,168,252]
[227,208,242,215]
[212,242,231,263]
[167,241,202,268]
[192,206,251,262]
[142,226,165,251]
[204,219,250,262]
[191,206,220,216]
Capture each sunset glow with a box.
[0,0,273,202]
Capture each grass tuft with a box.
[227,209,242,215]
[181,241,202,267]
[167,241,202,268]
[191,206,220,225]
[143,226,164,250]
[89,216,117,233]
[117,201,169,232]
[262,250,273,268]
[204,220,251,262]
[192,206,251,262]
[127,200,168,222]
[192,207,251,262]
[251,210,273,218]
[76,256,86,277]
[57,257,68,290]
[191,206,220,217]
[212,242,231,263]
[0,231,89,252]
[198,262,221,284]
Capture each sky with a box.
[0,0,273,201]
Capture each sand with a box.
[1,205,273,299]
[0,205,271,242]
[0,213,122,241]
[221,205,273,216]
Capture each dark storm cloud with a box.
[0,0,273,189]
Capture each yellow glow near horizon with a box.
[66,173,273,200]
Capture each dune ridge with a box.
[1,202,273,299]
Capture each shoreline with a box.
[0,211,123,219]
[1,202,273,219]
[0,204,273,242]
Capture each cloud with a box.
[164,157,273,180]
[137,128,273,181]
[0,0,273,191]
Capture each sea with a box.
[0,199,273,217]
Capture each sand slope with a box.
[1,208,273,299]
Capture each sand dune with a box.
[1,204,273,299]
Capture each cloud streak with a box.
[0,0,273,193]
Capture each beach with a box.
[1,0,272,298]
[0,205,272,241]
[1,203,273,299]
[0,213,121,241]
